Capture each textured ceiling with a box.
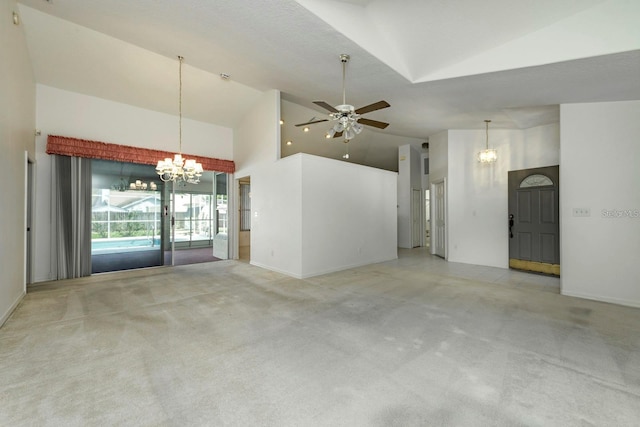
[15,0,640,170]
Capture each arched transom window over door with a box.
[520,174,553,188]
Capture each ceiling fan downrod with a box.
[340,54,349,106]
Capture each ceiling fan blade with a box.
[313,101,339,113]
[294,119,329,127]
[358,118,390,129]
[355,100,390,115]
[333,131,343,138]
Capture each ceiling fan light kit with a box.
[295,54,390,145]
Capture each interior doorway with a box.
[212,172,229,260]
[238,177,251,262]
[412,189,422,248]
[25,156,34,286]
[424,189,430,249]
[508,166,560,276]
[432,180,446,258]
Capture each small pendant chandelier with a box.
[156,56,203,184]
[478,119,497,163]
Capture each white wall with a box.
[33,85,234,282]
[234,89,280,178]
[428,131,449,256]
[301,154,397,277]
[443,124,559,268]
[0,0,35,326]
[397,144,423,248]
[428,131,448,184]
[35,85,233,158]
[250,155,303,276]
[252,154,397,278]
[232,89,280,260]
[560,101,640,307]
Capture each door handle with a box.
[509,214,514,238]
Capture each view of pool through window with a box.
[91,189,162,254]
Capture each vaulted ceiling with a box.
[16,0,640,170]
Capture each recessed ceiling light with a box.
[286,141,292,146]
[303,127,309,132]
[279,120,284,125]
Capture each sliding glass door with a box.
[171,192,214,247]
[91,160,163,273]
[91,159,228,271]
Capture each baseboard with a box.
[249,261,303,279]
[299,255,398,279]
[561,290,640,309]
[0,290,26,328]
[250,256,398,280]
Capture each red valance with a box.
[46,135,235,174]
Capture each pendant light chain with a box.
[485,119,490,149]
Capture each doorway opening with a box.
[25,156,34,287]
[238,177,251,262]
[412,189,422,248]
[431,180,446,258]
[424,189,430,249]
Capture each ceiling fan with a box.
[295,54,390,142]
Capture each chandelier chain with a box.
[155,55,203,184]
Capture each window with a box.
[216,194,228,235]
[520,174,553,188]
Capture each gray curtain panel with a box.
[54,155,92,279]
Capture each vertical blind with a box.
[54,155,92,279]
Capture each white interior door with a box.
[412,189,422,248]
[432,180,446,258]
[424,189,430,247]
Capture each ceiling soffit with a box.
[295,0,640,82]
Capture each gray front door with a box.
[508,166,560,276]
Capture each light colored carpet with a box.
[1,249,639,426]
